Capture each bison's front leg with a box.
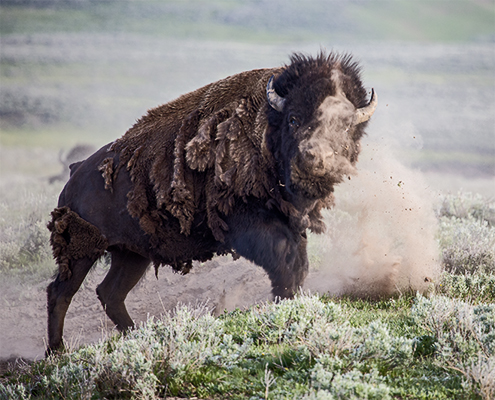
[226,212,309,299]
[267,233,308,298]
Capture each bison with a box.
[46,52,377,353]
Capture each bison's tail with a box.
[47,207,108,281]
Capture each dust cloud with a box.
[304,140,442,298]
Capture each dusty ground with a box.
[0,256,274,361]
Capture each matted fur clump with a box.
[47,206,108,281]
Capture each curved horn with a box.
[266,75,286,112]
[354,88,377,125]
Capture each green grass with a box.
[1,0,493,42]
[1,189,494,399]
[1,292,493,399]
[401,149,495,176]
[0,126,117,149]
[0,1,307,43]
[348,0,495,42]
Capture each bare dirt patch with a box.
[0,256,272,361]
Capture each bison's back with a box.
[59,67,282,267]
[59,143,222,266]
[58,145,149,255]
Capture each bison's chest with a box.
[146,212,225,268]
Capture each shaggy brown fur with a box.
[100,54,370,257]
[47,206,108,281]
[98,157,114,192]
[105,68,293,244]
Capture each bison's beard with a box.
[289,156,356,199]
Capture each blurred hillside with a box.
[1,0,493,42]
[1,0,494,177]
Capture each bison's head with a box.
[266,53,377,203]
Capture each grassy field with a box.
[1,1,494,398]
[0,151,494,398]
[1,290,494,399]
[1,0,493,42]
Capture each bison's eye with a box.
[288,116,300,128]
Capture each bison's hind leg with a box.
[47,256,99,354]
[96,248,150,332]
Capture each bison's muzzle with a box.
[267,76,377,200]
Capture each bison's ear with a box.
[266,75,286,112]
